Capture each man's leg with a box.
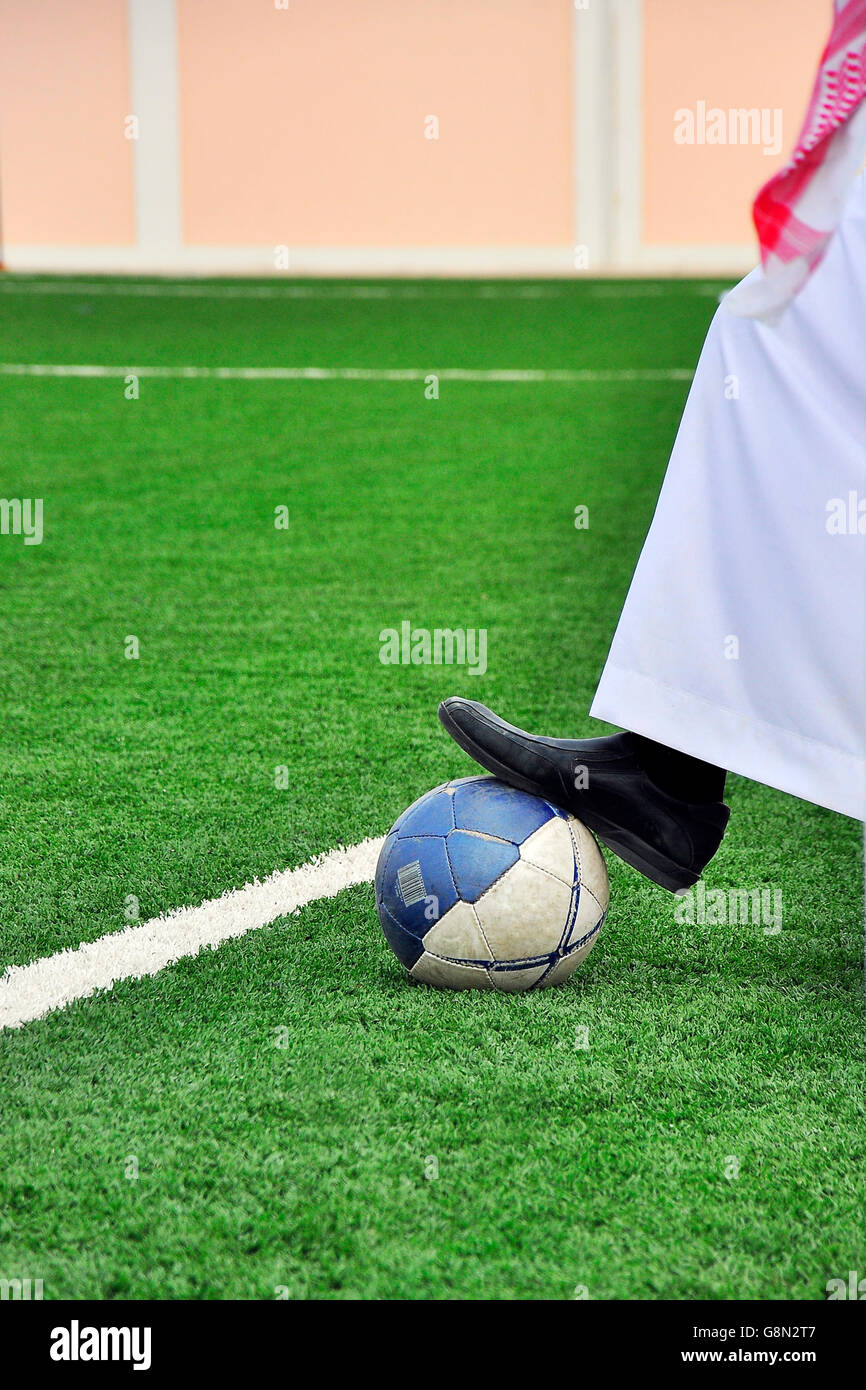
[439,173,866,885]
[630,735,726,805]
[588,176,866,825]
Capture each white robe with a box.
[590,174,866,821]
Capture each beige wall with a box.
[179,0,572,248]
[0,0,835,274]
[0,0,134,245]
[643,0,827,247]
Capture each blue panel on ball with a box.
[393,784,455,839]
[451,776,555,845]
[377,898,424,970]
[374,831,399,901]
[377,834,458,943]
[445,830,519,903]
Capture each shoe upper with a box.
[439,697,729,879]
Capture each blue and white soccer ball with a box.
[375,776,608,992]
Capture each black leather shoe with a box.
[438,697,730,893]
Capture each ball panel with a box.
[488,962,550,992]
[566,881,606,948]
[536,932,600,988]
[423,899,493,962]
[518,816,576,885]
[410,952,493,991]
[568,815,610,911]
[378,834,457,939]
[562,819,609,948]
[377,899,425,970]
[444,829,519,903]
[451,777,554,844]
[474,858,573,958]
[373,830,399,901]
[570,928,602,967]
[394,784,455,839]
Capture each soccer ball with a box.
[375,776,608,992]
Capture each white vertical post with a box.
[573,0,614,273]
[127,0,182,265]
[609,0,644,271]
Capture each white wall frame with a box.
[604,0,755,277]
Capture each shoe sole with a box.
[438,702,700,894]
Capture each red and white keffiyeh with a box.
[726,0,866,320]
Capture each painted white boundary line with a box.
[0,363,694,383]
[0,281,562,301]
[0,279,732,300]
[0,838,384,1031]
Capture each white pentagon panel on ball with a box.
[423,899,493,962]
[568,880,607,946]
[490,962,550,993]
[568,815,610,917]
[474,858,573,959]
[538,939,599,988]
[410,953,492,990]
[518,814,576,884]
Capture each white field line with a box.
[0,363,694,384]
[0,278,730,301]
[0,281,557,301]
[0,837,384,1031]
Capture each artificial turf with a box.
[0,276,862,1300]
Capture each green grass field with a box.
[0,276,862,1300]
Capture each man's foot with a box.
[437,697,730,893]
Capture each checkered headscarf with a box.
[727,0,866,320]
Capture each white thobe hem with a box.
[591,665,864,820]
